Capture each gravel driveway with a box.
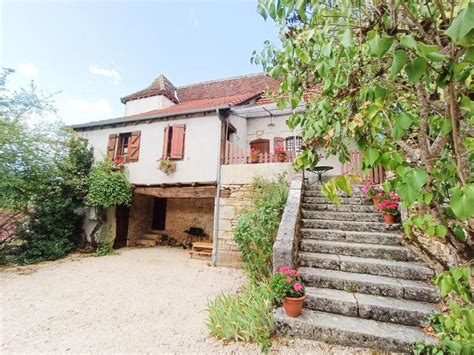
[1,248,367,354]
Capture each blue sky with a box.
[1,0,279,124]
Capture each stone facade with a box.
[215,184,254,267]
[165,198,214,243]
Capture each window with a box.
[162,124,186,160]
[285,136,302,154]
[117,133,131,160]
[107,131,141,163]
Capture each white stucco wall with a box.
[221,162,295,185]
[228,114,248,149]
[78,114,221,185]
[124,95,175,116]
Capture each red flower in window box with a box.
[249,148,260,164]
[274,147,287,162]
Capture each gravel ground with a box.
[1,248,368,354]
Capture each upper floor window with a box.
[162,124,186,160]
[107,131,141,163]
[285,136,302,154]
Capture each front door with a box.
[152,197,167,230]
[114,205,129,249]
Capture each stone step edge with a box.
[301,240,411,253]
[301,210,383,217]
[274,308,436,352]
[300,228,402,238]
[301,218,401,227]
[304,287,436,326]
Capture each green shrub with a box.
[234,175,288,283]
[414,267,473,354]
[94,239,114,256]
[207,283,275,352]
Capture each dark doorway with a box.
[114,205,130,249]
[250,138,270,154]
[152,197,167,230]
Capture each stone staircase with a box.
[274,184,440,352]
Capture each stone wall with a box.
[166,198,214,243]
[216,184,254,267]
[128,193,154,246]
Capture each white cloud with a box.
[17,63,39,77]
[63,98,115,124]
[89,65,121,85]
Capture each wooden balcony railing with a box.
[341,151,385,184]
[224,142,295,165]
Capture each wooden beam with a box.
[134,186,216,198]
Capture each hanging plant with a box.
[158,158,176,175]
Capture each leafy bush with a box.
[233,175,288,283]
[208,175,288,352]
[207,283,275,352]
[86,158,133,209]
[414,267,473,354]
[94,239,114,256]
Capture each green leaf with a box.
[335,175,352,195]
[396,169,429,205]
[449,185,474,221]
[435,225,447,238]
[400,35,417,49]
[446,3,474,43]
[405,57,427,84]
[390,50,408,78]
[368,35,393,57]
[341,28,353,48]
[365,148,380,167]
[392,112,414,139]
[257,3,267,20]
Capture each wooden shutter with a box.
[128,131,141,162]
[274,137,284,149]
[162,125,170,159]
[107,133,118,159]
[169,124,186,160]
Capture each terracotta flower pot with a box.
[372,198,379,205]
[383,213,395,224]
[283,295,306,317]
[277,154,286,162]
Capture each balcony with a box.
[223,143,296,165]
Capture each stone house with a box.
[72,73,352,266]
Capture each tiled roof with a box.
[255,84,322,105]
[121,73,280,104]
[130,92,262,118]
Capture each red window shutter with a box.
[274,137,284,149]
[162,125,170,159]
[169,124,186,160]
[107,133,118,159]
[128,131,141,162]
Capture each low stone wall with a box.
[273,174,303,272]
[216,163,297,268]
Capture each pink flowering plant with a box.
[270,266,305,299]
[363,182,383,199]
[274,147,287,158]
[377,199,399,216]
[250,148,261,159]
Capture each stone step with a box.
[300,240,414,261]
[304,190,366,198]
[300,267,440,303]
[135,239,157,247]
[300,228,401,246]
[274,308,435,352]
[304,287,436,326]
[299,252,433,280]
[302,219,401,232]
[301,210,383,222]
[303,196,372,205]
[305,184,366,193]
[301,203,378,213]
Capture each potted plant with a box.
[158,158,176,175]
[112,158,125,171]
[363,182,383,205]
[249,148,260,163]
[377,199,399,224]
[274,147,287,162]
[270,266,306,317]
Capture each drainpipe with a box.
[212,109,224,266]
